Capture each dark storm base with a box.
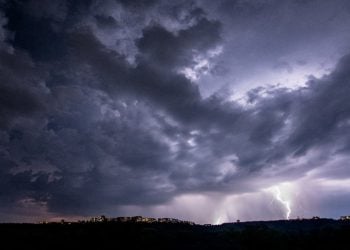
[0,219,349,249]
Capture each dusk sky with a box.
[1,0,350,224]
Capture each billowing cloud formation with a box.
[1,0,350,223]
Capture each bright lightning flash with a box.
[271,186,291,220]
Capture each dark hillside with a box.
[0,219,349,250]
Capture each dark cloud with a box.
[4,1,67,61]
[287,54,350,155]
[1,0,350,222]
[137,18,221,68]
[0,49,47,128]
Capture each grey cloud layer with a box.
[196,0,350,95]
[1,0,350,220]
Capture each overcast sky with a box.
[1,0,350,223]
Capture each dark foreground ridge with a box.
[1,217,350,249]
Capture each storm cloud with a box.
[1,0,350,223]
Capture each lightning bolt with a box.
[215,216,223,225]
[272,186,291,220]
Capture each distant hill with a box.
[0,219,349,249]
